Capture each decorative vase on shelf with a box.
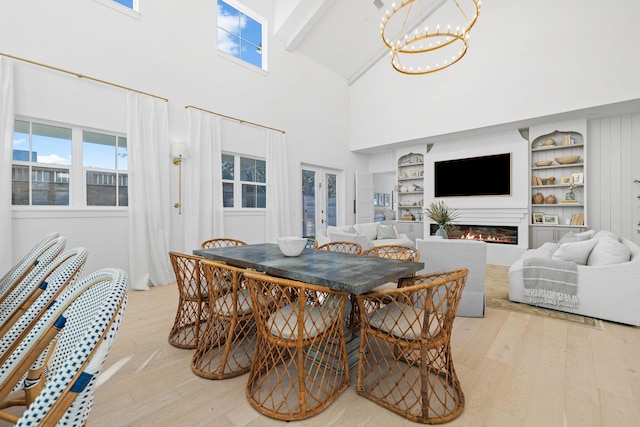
[435,224,448,239]
[566,191,576,200]
[532,192,544,204]
[545,194,556,204]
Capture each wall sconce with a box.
[171,142,189,215]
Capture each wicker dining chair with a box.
[244,270,350,421]
[168,252,209,349]
[355,268,469,424]
[0,247,88,362]
[200,238,248,249]
[0,268,128,425]
[0,232,60,298]
[316,241,363,254]
[0,235,66,306]
[305,238,318,249]
[346,244,422,331]
[192,259,257,379]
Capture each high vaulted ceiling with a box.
[274,0,392,85]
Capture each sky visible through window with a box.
[112,0,133,9]
[217,1,262,68]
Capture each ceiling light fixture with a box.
[381,0,481,75]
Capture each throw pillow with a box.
[575,229,596,239]
[551,239,598,265]
[587,239,631,266]
[593,230,619,242]
[377,224,398,240]
[345,225,357,234]
[558,231,591,244]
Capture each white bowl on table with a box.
[277,237,307,257]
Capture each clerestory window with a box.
[217,0,266,70]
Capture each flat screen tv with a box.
[434,153,511,197]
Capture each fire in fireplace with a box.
[429,224,518,245]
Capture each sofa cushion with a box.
[376,224,398,239]
[551,239,598,265]
[356,222,379,241]
[587,238,631,266]
[328,231,372,248]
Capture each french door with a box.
[301,165,339,239]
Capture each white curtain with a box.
[183,108,224,251]
[0,57,14,274]
[126,92,173,290]
[266,130,293,242]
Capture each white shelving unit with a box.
[529,129,587,248]
[396,152,424,222]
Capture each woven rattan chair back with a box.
[200,238,248,249]
[355,268,469,424]
[0,232,60,298]
[361,244,420,262]
[244,270,350,421]
[0,235,66,307]
[0,247,88,364]
[0,268,128,425]
[305,238,318,249]
[168,252,209,349]
[192,260,257,379]
[316,241,363,254]
[350,245,421,332]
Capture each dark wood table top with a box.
[193,243,424,295]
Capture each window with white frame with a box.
[222,153,266,208]
[112,0,135,9]
[217,0,266,70]
[12,119,128,207]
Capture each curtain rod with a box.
[0,52,169,102]
[184,105,285,134]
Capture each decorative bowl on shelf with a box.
[555,155,580,164]
[399,201,415,207]
[535,160,553,167]
[276,237,307,257]
[544,138,556,146]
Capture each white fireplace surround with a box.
[424,206,529,266]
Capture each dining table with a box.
[193,243,424,295]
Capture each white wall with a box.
[349,0,640,150]
[3,0,367,275]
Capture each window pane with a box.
[218,29,241,58]
[11,165,29,205]
[302,170,316,237]
[31,166,69,205]
[13,120,32,161]
[257,185,266,208]
[217,1,240,34]
[113,0,134,8]
[242,16,262,46]
[32,123,72,166]
[119,173,128,206]
[223,182,234,207]
[326,173,337,227]
[222,154,234,180]
[117,137,128,171]
[240,157,255,182]
[241,39,262,68]
[86,171,116,206]
[255,159,266,183]
[242,184,255,207]
[83,131,116,169]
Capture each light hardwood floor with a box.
[76,266,640,426]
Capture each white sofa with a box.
[316,222,414,249]
[509,230,640,326]
[415,238,487,318]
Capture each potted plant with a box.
[424,201,460,239]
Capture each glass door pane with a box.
[302,169,316,238]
